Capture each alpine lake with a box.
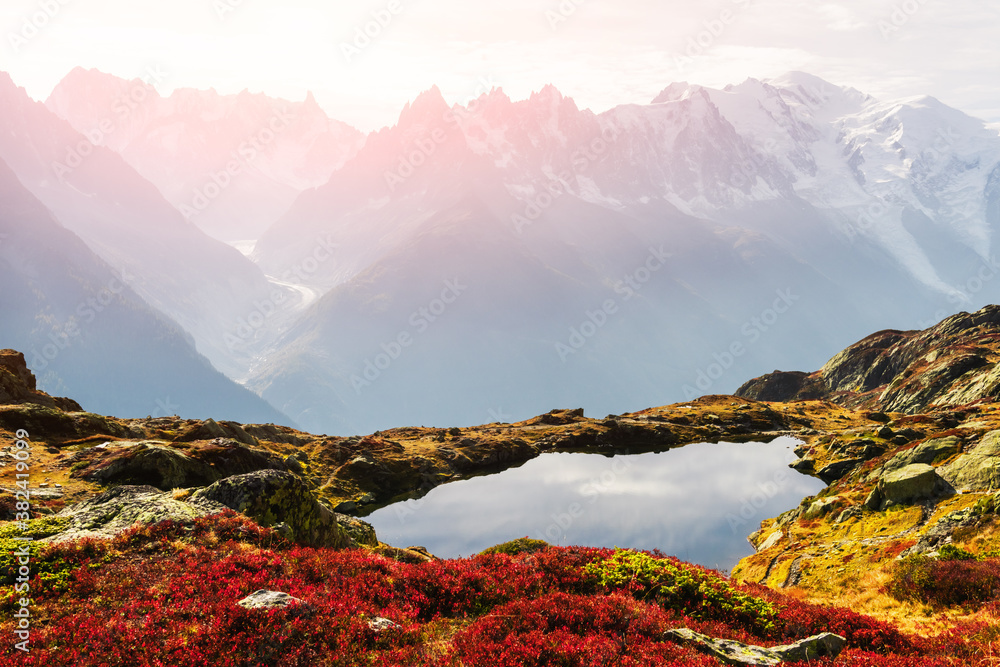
[363,437,825,572]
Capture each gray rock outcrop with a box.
[664,628,847,666]
[44,485,228,543]
[191,469,375,548]
[883,436,960,474]
[78,439,289,490]
[866,463,951,510]
[940,430,1000,492]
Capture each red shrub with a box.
[452,592,717,667]
[744,583,912,653]
[886,556,1000,609]
[0,513,982,666]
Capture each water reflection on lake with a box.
[364,437,825,572]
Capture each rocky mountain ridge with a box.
[736,304,1000,413]
[9,306,1000,626]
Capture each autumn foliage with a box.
[0,511,993,666]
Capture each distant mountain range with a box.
[0,153,288,424]
[5,68,1000,434]
[46,67,365,243]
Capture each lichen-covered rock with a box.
[937,430,1000,492]
[664,628,846,666]
[373,544,437,563]
[879,463,947,506]
[803,496,841,520]
[816,459,864,483]
[82,442,217,489]
[882,436,961,474]
[191,469,370,549]
[43,485,228,543]
[755,530,783,552]
[76,439,289,490]
[337,513,379,547]
[0,404,117,439]
[771,633,848,662]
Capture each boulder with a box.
[664,628,846,666]
[191,469,372,548]
[237,590,312,614]
[772,633,848,662]
[82,442,217,489]
[0,403,99,438]
[368,617,402,632]
[864,487,883,511]
[789,457,815,474]
[373,544,437,563]
[337,513,379,547]
[830,439,885,461]
[755,530,783,552]
[882,436,960,474]
[876,426,895,440]
[803,496,840,521]
[816,459,864,484]
[939,430,1000,492]
[78,439,290,490]
[43,485,228,543]
[880,464,946,506]
[974,431,1000,456]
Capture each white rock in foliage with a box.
[237,590,311,611]
[665,628,847,666]
[368,617,402,633]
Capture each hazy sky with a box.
[1,0,997,131]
